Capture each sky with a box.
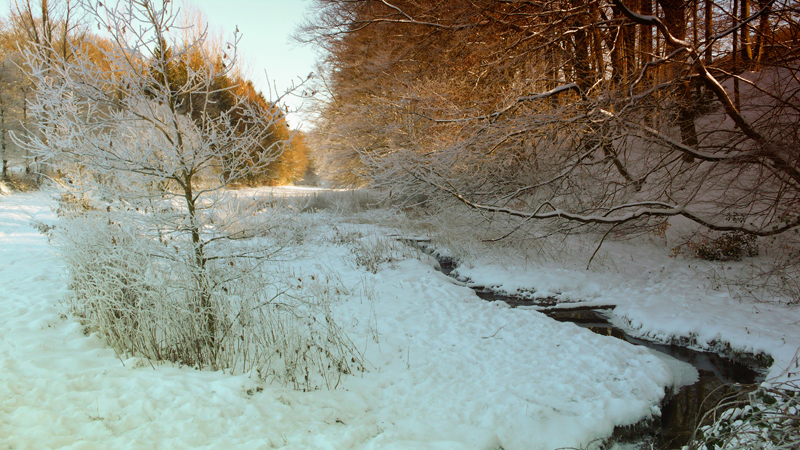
[189,0,320,129]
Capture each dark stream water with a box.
[406,241,769,449]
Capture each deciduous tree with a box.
[16,0,361,382]
[304,0,800,245]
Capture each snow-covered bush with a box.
[296,189,380,213]
[682,231,759,262]
[694,234,800,305]
[736,256,800,306]
[54,193,98,217]
[54,209,363,388]
[707,251,800,307]
[686,379,800,450]
[346,236,422,274]
[328,225,364,246]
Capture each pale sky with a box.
[189,0,320,129]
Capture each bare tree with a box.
[0,56,32,179]
[7,0,88,64]
[16,0,362,383]
[21,0,287,275]
[0,0,87,179]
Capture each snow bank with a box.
[454,236,800,382]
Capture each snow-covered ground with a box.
[1,189,796,449]
[452,234,800,382]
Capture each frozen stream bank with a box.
[410,240,772,449]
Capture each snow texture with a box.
[453,232,800,382]
[0,191,685,449]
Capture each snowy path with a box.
[0,192,678,450]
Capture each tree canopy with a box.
[303,0,800,238]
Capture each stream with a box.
[407,240,769,449]
[485,297,764,449]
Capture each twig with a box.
[481,325,507,339]
[586,223,618,270]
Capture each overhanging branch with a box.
[419,169,800,236]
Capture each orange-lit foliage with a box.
[225,79,308,186]
[146,42,307,187]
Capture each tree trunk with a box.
[611,3,625,84]
[41,0,53,65]
[623,0,638,82]
[574,28,593,91]
[658,0,687,53]
[692,0,699,46]
[741,0,752,64]
[22,88,30,174]
[704,0,713,64]
[183,171,215,347]
[1,104,6,180]
[591,2,606,83]
[571,0,593,91]
[753,0,771,69]
[658,0,698,161]
[733,0,741,109]
[640,0,653,80]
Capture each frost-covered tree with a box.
[304,0,800,243]
[17,0,361,385]
[22,0,285,327]
[0,52,35,178]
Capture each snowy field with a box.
[1,188,797,449]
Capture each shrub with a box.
[346,236,422,274]
[55,211,364,389]
[683,232,759,262]
[298,189,380,213]
[54,193,98,217]
[725,249,800,306]
[687,379,800,450]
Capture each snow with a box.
[452,233,800,382]
[3,189,794,449]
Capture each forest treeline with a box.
[0,0,313,186]
[303,0,800,240]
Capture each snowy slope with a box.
[0,191,681,450]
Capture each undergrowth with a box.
[686,378,800,450]
[47,193,365,390]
